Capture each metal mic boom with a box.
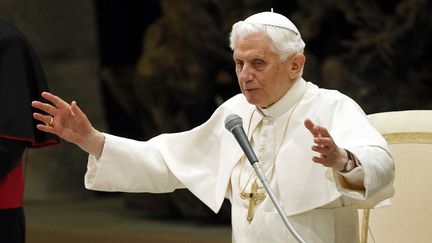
[224,114,306,243]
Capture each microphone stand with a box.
[224,114,305,242]
[252,162,306,243]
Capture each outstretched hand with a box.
[304,119,348,171]
[32,92,105,158]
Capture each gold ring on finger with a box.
[45,116,54,126]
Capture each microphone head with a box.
[224,114,243,132]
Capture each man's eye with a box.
[252,60,264,67]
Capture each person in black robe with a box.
[0,20,59,243]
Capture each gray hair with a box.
[229,21,306,61]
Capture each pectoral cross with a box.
[240,180,266,223]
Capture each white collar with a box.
[258,78,307,118]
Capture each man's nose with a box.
[238,65,253,81]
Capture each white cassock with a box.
[85,78,394,243]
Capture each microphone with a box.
[224,114,306,243]
[224,114,258,165]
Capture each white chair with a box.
[360,110,432,243]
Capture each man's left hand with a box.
[304,119,348,171]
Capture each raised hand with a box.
[304,119,348,171]
[32,92,104,158]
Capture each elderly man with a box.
[32,11,394,243]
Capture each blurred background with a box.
[1,0,431,242]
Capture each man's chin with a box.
[244,95,265,108]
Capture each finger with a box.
[312,125,332,138]
[35,124,57,134]
[314,137,335,147]
[312,145,336,158]
[304,119,314,131]
[71,101,85,118]
[33,113,53,125]
[312,156,327,164]
[312,155,333,166]
[32,101,59,116]
[304,119,320,137]
[311,144,331,154]
[41,92,70,109]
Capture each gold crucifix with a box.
[240,180,266,223]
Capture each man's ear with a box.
[289,53,306,79]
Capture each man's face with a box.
[233,33,294,108]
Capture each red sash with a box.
[0,161,24,209]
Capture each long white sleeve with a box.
[333,146,394,204]
[85,133,182,193]
[84,94,255,213]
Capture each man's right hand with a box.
[32,92,104,158]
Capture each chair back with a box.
[361,110,432,243]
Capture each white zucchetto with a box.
[243,11,301,36]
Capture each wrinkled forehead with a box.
[233,33,279,59]
[235,32,272,46]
